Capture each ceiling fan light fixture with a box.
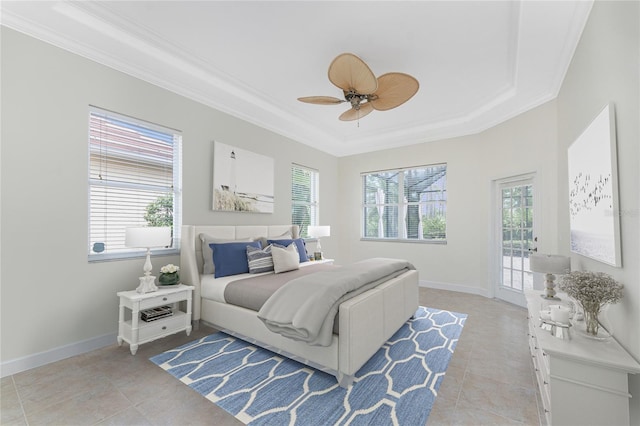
[299,53,419,122]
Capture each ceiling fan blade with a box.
[369,73,419,111]
[328,53,378,95]
[339,102,374,121]
[297,96,345,105]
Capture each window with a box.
[88,107,182,260]
[362,164,447,241]
[291,164,319,237]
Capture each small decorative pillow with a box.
[199,234,252,274]
[271,243,300,274]
[247,244,274,274]
[267,238,308,263]
[210,241,261,278]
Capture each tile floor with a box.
[1,288,542,425]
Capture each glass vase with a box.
[583,307,600,336]
[577,303,612,341]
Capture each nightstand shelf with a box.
[117,284,194,355]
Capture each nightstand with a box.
[310,258,334,265]
[117,284,194,355]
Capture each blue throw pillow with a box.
[210,241,261,278]
[266,238,308,263]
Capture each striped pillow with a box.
[247,244,274,274]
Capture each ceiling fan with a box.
[298,53,419,122]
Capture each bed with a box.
[180,224,419,387]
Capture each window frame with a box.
[291,163,319,238]
[361,163,447,244]
[88,106,182,262]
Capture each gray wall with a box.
[337,100,559,295]
[0,28,339,365]
[556,1,640,421]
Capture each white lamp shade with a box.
[529,254,571,275]
[125,227,171,248]
[307,225,330,238]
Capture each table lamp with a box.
[125,226,172,293]
[307,225,330,260]
[529,253,571,300]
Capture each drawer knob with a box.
[163,297,168,301]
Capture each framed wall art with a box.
[567,103,621,267]
[212,141,274,213]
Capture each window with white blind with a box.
[88,107,182,261]
[362,164,447,242]
[291,164,319,237]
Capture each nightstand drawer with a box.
[137,312,187,342]
[139,290,187,309]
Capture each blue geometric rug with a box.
[150,306,466,425]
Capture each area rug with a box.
[150,306,466,425]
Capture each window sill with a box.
[88,248,179,263]
[360,238,447,245]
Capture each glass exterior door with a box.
[497,178,535,306]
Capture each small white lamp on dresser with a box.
[529,253,571,300]
[125,226,171,293]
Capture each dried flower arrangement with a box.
[559,271,623,336]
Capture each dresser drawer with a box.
[139,290,188,310]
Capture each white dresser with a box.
[525,290,640,425]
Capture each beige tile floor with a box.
[1,288,541,425]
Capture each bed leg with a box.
[337,373,354,388]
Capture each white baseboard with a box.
[0,332,116,378]
[419,279,490,298]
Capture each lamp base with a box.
[136,275,158,293]
[540,273,560,300]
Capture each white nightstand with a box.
[117,284,194,355]
[310,258,334,265]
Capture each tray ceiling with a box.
[1,1,593,156]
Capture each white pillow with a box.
[271,243,300,274]
[199,234,251,274]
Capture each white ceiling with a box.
[2,1,593,157]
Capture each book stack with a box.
[141,305,173,322]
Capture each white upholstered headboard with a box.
[180,225,299,321]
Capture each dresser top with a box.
[525,290,640,374]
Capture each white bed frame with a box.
[180,225,419,387]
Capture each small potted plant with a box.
[158,263,180,286]
[559,271,623,337]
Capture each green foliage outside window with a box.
[145,194,173,227]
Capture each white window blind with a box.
[362,164,447,241]
[291,164,319,237]
[88,107,182,260]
